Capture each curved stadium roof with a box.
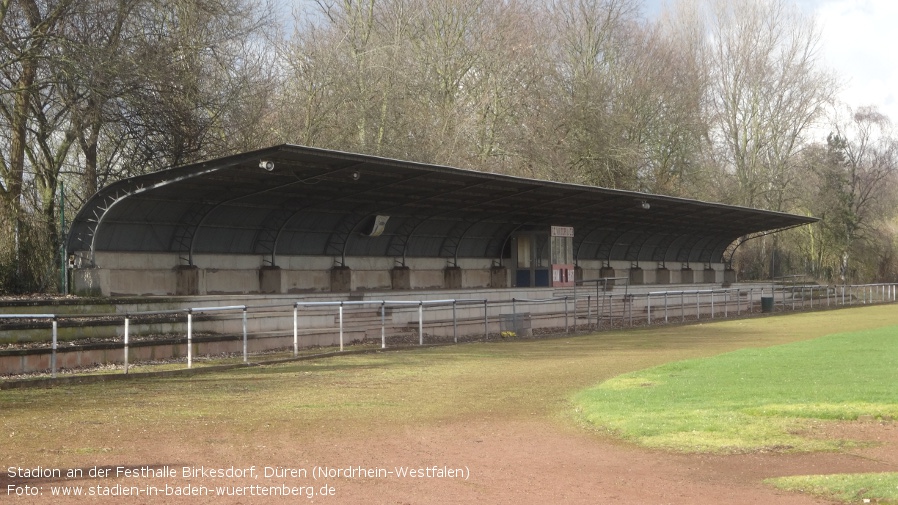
[67,144,817,268]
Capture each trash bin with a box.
[500,313,533,337]
[760,296,774,313]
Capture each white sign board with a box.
[550,226,574,238]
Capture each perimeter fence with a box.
[1,282,896,378]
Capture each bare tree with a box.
[636,0,711,197]
[119,0,275,170]
[276,0,406,156]
[0,0,75,291]
[703,0,837,211]
[0,0,74,215]
[0,0,276,292]
[277,0,549,174]
[546,0,642,188]
[817,107,898,282]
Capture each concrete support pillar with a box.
[703,267,717,283]
[330,266,352,292]
[574,265,583,284]
[490,265,508,288]
[681,267,694,284]
[444,266,463,289]
[629,267,644,285]
[72,268,104,297]
[176,265,201,295]
[723,268,736,286]
[391,266,411,290]
[600,266,616,290]
[259,266,284,294]
[656,267,671,285]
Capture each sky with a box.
[814,0,897,123]
[647,0,898,130]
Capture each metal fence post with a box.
[681,291,685,322]
[187,309,193,369]
[664,291,668,324]
[339,302,344,352]
[242,307,248,364]
[564,296,570,333]
[512,297,517,332]
[453,300,458,343]
[51,317,58,379]
[418,302,424,345]
[381,301,387,349]
[293,303,299,357]
[647,294,652,325]
[124,315,130,374]
[483,300,488,340]
[587,295,592,329]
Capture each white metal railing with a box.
[2,283,897,378]
[293,299,488,352]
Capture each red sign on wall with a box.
[552,264,575,287]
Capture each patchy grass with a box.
[573,324,898,453]
[766,473,898,504]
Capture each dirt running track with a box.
[5,417,896,504]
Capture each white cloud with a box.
[815,0,898,122]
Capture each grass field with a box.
[766,473,898,504]
[573,324,898,453]
[3,304,898,503]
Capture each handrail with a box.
[3,283,897,379]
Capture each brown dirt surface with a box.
[4,417,896,504]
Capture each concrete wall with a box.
[574,260,725,286]
[72,252,728,297]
